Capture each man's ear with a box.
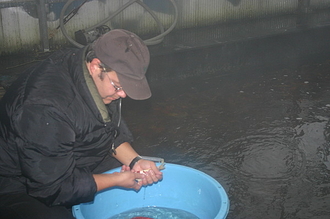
[89,58,102,75]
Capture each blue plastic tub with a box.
[72,163,229,219]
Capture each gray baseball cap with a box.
[92,29,151,100]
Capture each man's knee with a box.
[0,193,74,219]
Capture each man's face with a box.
[88,59,127,104]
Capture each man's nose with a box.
[117,90,127,98]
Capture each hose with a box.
[60,0,178,48]
[140,156,166,170]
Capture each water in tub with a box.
[108,206,200,219]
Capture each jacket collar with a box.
[69,47,111,123]
[81,48,111,123]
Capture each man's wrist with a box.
[129,155,142,170]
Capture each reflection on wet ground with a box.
[122,59,330,218]
[1,26,330,218]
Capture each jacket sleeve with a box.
[13,104,97,206]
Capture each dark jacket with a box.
[0,48,133,206]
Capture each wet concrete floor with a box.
[122,26,330,219]
[1,25,330,219]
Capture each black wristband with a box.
[129,156,142,170]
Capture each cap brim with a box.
[117,73,151,100]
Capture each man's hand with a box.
[93,166,145,191]
[130,159,163,186]
[111,142,163,187]
[114,166,145,190]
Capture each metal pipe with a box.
[36,0,50,52]
[297,0,311,27]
